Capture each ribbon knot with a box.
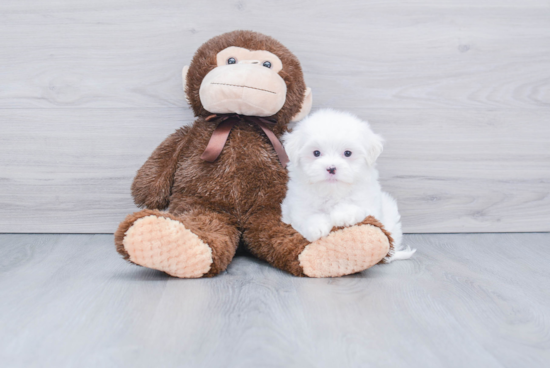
[200,114,289,168]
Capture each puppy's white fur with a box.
[282,109,415,262]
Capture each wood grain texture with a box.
[0,0,549,109]
[1,108,548,233]
[1,233,549,367]
[0,0,549,232]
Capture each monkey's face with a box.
[198,47,287,117]
[183,31,312,125]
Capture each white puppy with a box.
[281,109,415,262]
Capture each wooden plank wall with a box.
[0,0,549,233]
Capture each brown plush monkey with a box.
[115,30,393,278]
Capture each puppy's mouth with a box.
[211,83,276,94]
[310,175,342,184]
[324,173,355,185]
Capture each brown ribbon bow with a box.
[200,114,289,168]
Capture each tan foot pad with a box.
[123,215,212,278]
[298,224,390,278]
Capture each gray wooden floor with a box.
[1,234,549,367]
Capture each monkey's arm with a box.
[131,126,190,210]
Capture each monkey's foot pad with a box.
[298,224,389,277]
[123,215,213,278]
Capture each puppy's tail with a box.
[379,192,415,262]
[387,245,416,262]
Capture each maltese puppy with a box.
[281,109,415,262]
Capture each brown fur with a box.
[116,30,391,277]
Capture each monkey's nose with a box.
[327,167,336,175]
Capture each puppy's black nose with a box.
[327,167,336,174]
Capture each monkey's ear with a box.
[182,65,189,100]
[290,87,312,123]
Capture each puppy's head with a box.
[284,109,383,184]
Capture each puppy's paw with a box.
[330,205,367,227]
[299,215,332,242]
[301,225,331,242]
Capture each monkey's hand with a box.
[131,126,190,210]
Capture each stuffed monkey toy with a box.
[115,30,393,278]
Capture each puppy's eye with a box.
[262,61,272,68]
[344,151,352,157]
[227,57,237,64]
[313,150,321,157]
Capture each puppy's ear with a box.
[282,130,302,165]
[364,131,384,166]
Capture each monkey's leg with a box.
[242,210,393,277]
[115,208,240,278]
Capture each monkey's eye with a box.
[313,150,321,157]
[262,61,272,68]
[344,151,352,157]
[227,57,237,65]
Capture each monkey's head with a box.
[182,31,312,129]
